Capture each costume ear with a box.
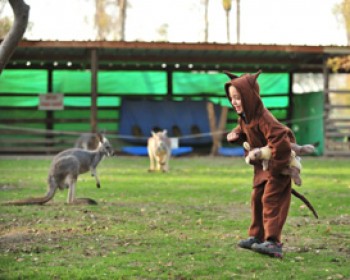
[222,70,239,80]
[151,131,156,137]
[253,69,262,81]
[248,69,262,86]
[163,129,168,136]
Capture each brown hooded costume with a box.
[224,70,296,243]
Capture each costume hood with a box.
[224,70,264,123]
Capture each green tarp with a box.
[1,70,288,95]
[0,69,289,112]
[173,72,288,95]
[0,70,290,108]
[292,92,324,155]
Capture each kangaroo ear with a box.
[222,70,239,80]
[97,132,104,143]
[151,131,156,137]
[163,129,168,136]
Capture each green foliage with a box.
[0,156,349,279]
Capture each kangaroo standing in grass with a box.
[4,133,114,206]
[147,130,171,172]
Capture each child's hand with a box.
[227,131,239,142]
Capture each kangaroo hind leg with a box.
[66,174,98,205]
[67,174,77,204]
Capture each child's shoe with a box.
[238,237,261,250]
[251,240,283,258]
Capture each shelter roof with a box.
[6,40,350,73]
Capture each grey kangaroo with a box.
[4,133,114,206]
[75,132,103,150]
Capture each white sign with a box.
[170,138,179,149]
[39,94,64,110]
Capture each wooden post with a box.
[287,72,293,128]
[217,106,228,143]
[207,102,228,156]
[207,102,216,155]
[91,49,98,133]
[46,68,54,148]
[166,70,173,99]
[323,56,329,156]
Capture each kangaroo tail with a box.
[291,188,318,219]
[73,198,98,205]
[2,186,56,206]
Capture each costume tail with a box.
[291,188,318,219]
[2,187,56,206]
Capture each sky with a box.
[2,0,348,46]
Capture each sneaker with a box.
[251,241,283,258]
[238,237,261,250]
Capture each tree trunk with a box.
[236,0,240,43]
[226,10,230,43]
[118,0,127,41]
[204,0,209,42]
[0,0,29,74]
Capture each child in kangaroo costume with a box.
[224,70,318,258]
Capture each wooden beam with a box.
[207,102,217,156]
[323,56,329,157]
[287,72,293,128]
[167,70,173,98]
[90,49,98,133]
[207,103,228,156]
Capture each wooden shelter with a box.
[1,40,350,155]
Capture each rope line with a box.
[0,114,325,141]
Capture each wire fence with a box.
[0,113,325,141]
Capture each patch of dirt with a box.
[0,184,19,190]
[0,230,32,244]
[285,216,350,259]
[0,230,42,254]
[328,214,350,225]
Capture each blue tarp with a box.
[218,147,245,157]
[121,146,193,156]
[119,99,222,145]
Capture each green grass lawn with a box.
[0,155,349,279]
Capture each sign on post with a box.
[39,93,64,110]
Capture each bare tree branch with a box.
[0,0,30,74]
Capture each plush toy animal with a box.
[242,141,319,219]
[243,142,315,186]
[147,130,171,172]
